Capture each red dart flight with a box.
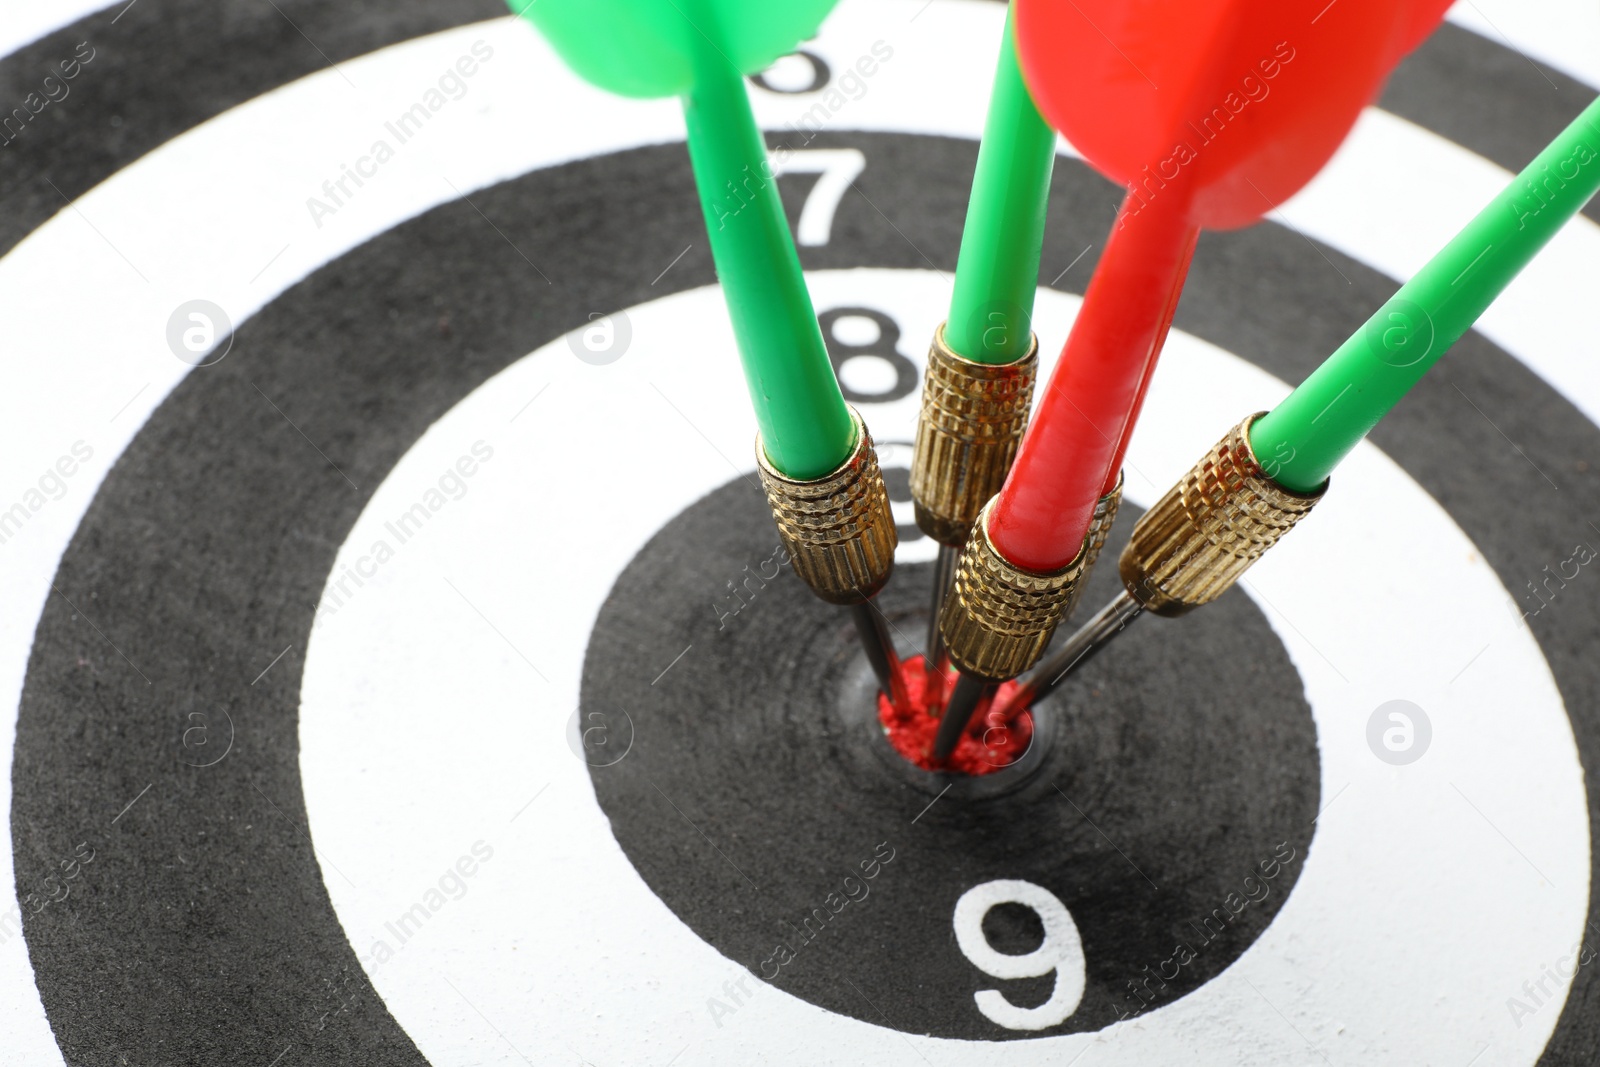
[992,0,1453,573]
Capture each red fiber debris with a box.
[876,655,1031,775]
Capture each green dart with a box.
[1251,96,1600,492]
[909,8,1056,706]
[508,0,905,707]
[998,94,1600,717]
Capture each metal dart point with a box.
[853,600,910,711]
[931,671,994,762]
[993,588,1144,719]
[924,543,960,701]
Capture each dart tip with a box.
[931,671,991,763]
[923,543,960,704]
[1005,588,1146,713]
[988,682,1036,726]
[852,601,909,712]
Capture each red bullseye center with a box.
[875,655,1032,775]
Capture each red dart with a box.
[990,0,1452,573]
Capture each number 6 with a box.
[953,879,1086,1030]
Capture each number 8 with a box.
[953,879,1086,1031]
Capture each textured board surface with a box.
[2,2,1598,1064]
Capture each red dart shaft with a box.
[988,190,1198,572]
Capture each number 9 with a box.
[953,879,1086,1031]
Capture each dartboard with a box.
[3,0,1598,1063]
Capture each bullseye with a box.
[875,655,1032,775]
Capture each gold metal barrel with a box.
[910,323,1038,546]
[757,408,897,606]
[939,500,1086,680]
[1119,414,1325,617]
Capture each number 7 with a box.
[770,148,866,247]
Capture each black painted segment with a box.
[0,0,504,259]
[582,482,1318,1039]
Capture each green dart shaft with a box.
[943,9,1057,364]
[1252,96,1600,492]
[682,52,855,480]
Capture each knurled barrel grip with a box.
[757,407,897,606]
[939,500,1087,680]
[910,323,1038,547]
[1119,414,1326,617]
